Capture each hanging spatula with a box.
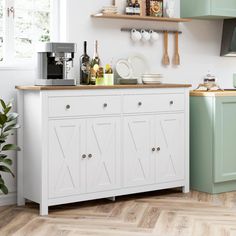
[162,31,170,66]
[173,31,180,65]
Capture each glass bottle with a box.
[126,0,134,15]
[90,40,100,85]
[133,0,141,15]
[80,41,90,85]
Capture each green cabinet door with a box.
[181,0,236,19]
[214,97,236,183]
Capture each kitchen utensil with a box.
[128,54,149,83]
[162,31,170,65]
[173,32,180,65]
[141,29,151,42]
[149,30,159,42]
[131,29,142,42]
[35,42,76,86]
[142,73,164,84]
[142,73,163,78]
[115,59,133,79]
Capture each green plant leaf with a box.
[0,176,4,185]
[0,184,8,194]
[0,165,14,177]
[7,113,19,122]
[0,99,6,110]
[0,154,7,159]
[3,106,11,115]
[2,144,21,151]
[4,124,20,132]
[0,133,9,140]
[0,113,7,126]
[0,158,12,166]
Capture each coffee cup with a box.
[141,29,151,42]
[149,30,159,42]
[131,29,142,42]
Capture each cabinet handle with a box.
[152,148,155,152]
[170,101,174,105]
[138,102,142,106]
[66,104,71,110]
[82,154,87,159]
[103,103,108,108]
[157,147,161,151]
[88,154,93,158]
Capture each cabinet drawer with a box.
[123,94,185,114]
[48,96,121,117]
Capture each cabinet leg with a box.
[40,203,48,216]
[107,197,116,202]
[182,185,190,194]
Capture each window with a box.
[0,0,61,65]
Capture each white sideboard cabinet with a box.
[16,85,190,215]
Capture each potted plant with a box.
[0,99,20,194]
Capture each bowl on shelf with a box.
[142,74,164,84]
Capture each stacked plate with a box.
[142,74,163,84]
[102,6,118,15]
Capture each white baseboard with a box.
[0,192,16,206]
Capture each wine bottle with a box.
[133,0,140,15]
[80,41,90,85]
[90,40,101,85]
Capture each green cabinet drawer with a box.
[181,0,236,19]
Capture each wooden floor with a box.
[1,189,236,236]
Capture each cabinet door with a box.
[48,119,86,198]
[156,114,185,183]
[215,97,236,183]
[211,0,236,17]
[123,116,155,187]
[86,117,121,193]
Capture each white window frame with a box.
[0,0,65,70]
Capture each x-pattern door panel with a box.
[48,119,86,198]
[156,114,185,183]
[86,117,121,193]
[123,116,155,187]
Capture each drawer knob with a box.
[103,103,108,108]
[138,102,142,106]
[88,154,93,158]
[82,154,87,159]
[152,148,155,152]
[170,101,174,105]
[157,147,161,151]
[66,104,71,110]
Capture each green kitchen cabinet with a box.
[181,0,236,19]
[191,94,236,194]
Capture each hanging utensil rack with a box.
[121,28,182,34]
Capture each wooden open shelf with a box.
[91,14,191,23]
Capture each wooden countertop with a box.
[16,84,192,91]
[190,90,236,97]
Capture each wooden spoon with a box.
[173,32,180,65]
[162,31,170,66]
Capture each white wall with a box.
[1,0,236,204]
